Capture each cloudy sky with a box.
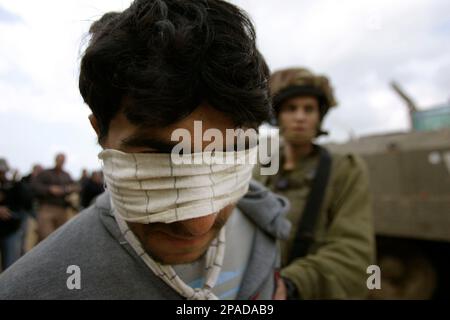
[1,0,449,177]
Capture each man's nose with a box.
[179,213,217,236]
[293,108,306,121]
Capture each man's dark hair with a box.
[79,0,271,141]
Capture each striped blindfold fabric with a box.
[98,146,257,224]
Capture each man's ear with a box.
[89,114,101,139]
[89,114,103,147]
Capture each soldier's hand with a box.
[273,277,287,300]
[0,206,12,221]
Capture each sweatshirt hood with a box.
[237,179,291,240]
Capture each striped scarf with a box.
[113,209,226,300]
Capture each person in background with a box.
[32,153,79,240]
[79,168,89,189]
[20,164,43,253]
[80,170,104,209]
[21,164,43,218]
[21,165,43,186]
[0,158,33,271]
[254,67,375,299]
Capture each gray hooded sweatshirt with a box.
[0,180,290,299]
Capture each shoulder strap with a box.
[288,146,332,263]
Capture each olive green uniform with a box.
[254,146,375,299]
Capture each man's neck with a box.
[283,142,314,170]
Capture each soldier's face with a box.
[278,95,321,145]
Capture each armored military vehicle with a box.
[327,83,450,299]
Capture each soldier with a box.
[255,67,376,299]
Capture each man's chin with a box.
[144,234,216,265]
[152,249,209,265]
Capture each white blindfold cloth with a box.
[98,146,257,224]
[98,147,257,300]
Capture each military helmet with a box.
[270,67,337,123]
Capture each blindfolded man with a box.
[0,0,290,300]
